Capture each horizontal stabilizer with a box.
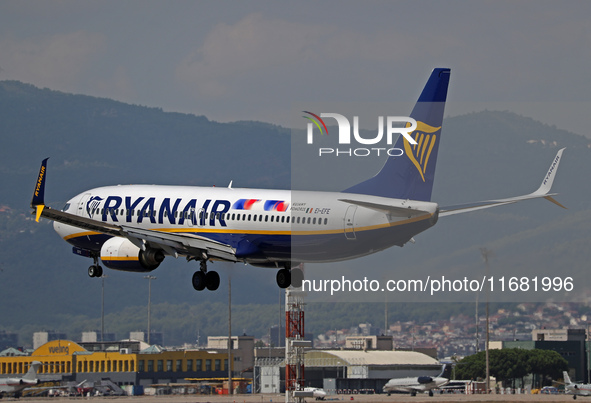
[339,198,430,218]
[440,148,566,217]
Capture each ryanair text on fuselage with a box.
[91,196,290,227]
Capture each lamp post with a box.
[475,290,480,353]
[587,323,590,383]
[228,275,232,395]
[144,275,157,345]
[101,275,108,342]
[480,248,492,394]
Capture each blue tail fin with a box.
[343,68,450,201]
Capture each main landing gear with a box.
[88,255,103,278]
[276,264,303,289]
[192,260,220,291]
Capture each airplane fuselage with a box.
[54,185,439,268]
[383,376,448,395]
[0,361,41,397]
[0,379,35,394]
[567,384,591,396]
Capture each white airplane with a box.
[564,371,591,399]
[383,365,448,397]
[30,68,566,291]
[304,386,327,400]
[0,361,41,398]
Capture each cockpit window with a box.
[62,203,71,212]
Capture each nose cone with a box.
[53,198,76,239]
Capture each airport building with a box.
[254,336,442,394]
[491,328,589,383]
[0,339,235,387]
[206,335,255,378]
[1,334,443,395]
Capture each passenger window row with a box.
[93,208,329,226]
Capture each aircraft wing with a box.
[30,159,237,262]
[440,148,566,217]
[120,226,237,261]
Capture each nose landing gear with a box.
[88,255,103,278]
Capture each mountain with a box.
[0,80,291,207]
[0,80,589,346]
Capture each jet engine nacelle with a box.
[100,237,164,272]
[417,376,434,384]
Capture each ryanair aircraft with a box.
[30,68,565,291]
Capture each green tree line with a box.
[455,348,568,389]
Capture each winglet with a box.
[532,148,566,209]
[544,195,567,209]
[533,148,565,196]
[31,158,49,221]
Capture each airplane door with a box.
[77,193,91,217]
[187,208,195,227]
[197,208,205,227]
[344,205,357,240]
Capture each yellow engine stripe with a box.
[101,256,139,261]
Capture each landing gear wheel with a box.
[88,264,103,277]
[88,265,103,278]
[192,271,206,291]
[276,268,291,289]
[205,271,220,291]
[290,268,304,288]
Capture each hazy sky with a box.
[1,1,589,135]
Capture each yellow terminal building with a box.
[0,339,234,389]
